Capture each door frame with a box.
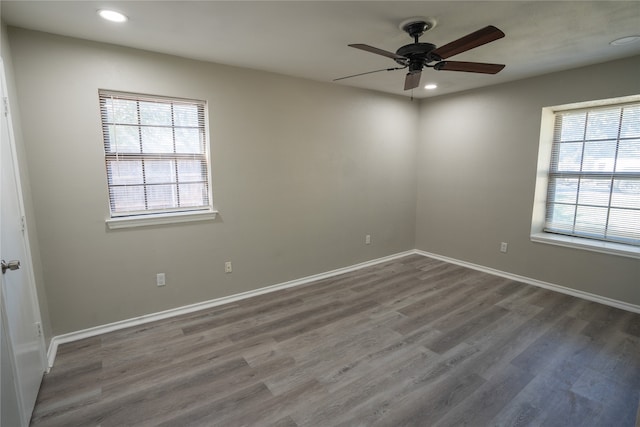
[0,56,47,426]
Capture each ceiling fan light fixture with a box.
[609,35,640,46]
[424,84,438,90]
[98,9,128,23]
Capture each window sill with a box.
[531,232,640,259]
[106,210,217,230]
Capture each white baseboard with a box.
[414,249,640,315]
[47,248,639,369]
[46,250,415,368]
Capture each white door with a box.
[0,58,46,426]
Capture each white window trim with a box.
[531,94,640,259]
[530,232,640,259]
[106,209,218,230]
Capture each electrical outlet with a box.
[365,234,371,245]
[500,242,508,253]
[225,261,232,273]
[156,273,166,286]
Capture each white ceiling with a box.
[2,1,640,98]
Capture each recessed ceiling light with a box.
[610,35,640,46]
[98,9,128,23]
[424,84,438,90]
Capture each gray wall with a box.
[416,56,640,306]
[7,28,418,335]
[1,22,52,344]
[6,26,639,338]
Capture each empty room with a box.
[1,1,639,426]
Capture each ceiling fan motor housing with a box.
[394,42,436,69]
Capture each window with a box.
[532,96,640,257]
[99,90,215,228]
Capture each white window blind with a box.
[99,90,211,218]
[545,102,640,246]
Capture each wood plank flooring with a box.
[30,254,640,426]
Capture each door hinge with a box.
[3,97,8,117]
[21,216,26,232]
[36,322,43,337]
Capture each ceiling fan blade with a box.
[404,71,422,90]
[333,66,406,82]
[430,25,505,60]
[433,61,505,74]
[349,44,407,60]
[435,61,505,74]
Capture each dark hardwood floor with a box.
[30,254,640,426]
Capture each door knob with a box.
[1,260,21,274]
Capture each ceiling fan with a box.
[336,20,505,90]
